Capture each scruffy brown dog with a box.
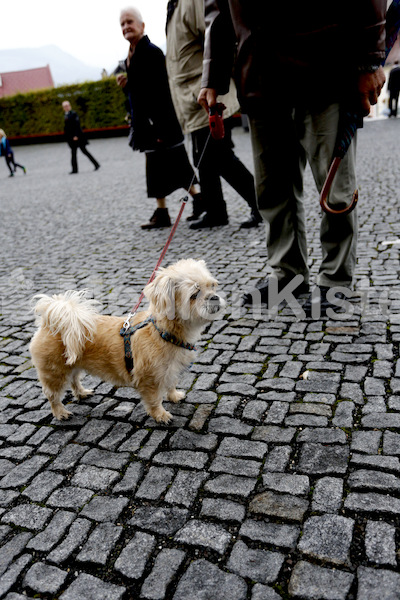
[30,259,225,423]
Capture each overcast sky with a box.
[0,0,168,71]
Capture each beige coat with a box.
[165,0,240,135]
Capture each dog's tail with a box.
[32,290,100,365]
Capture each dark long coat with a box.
[64,111,88,148]
[125,35,184,151]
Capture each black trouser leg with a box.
[5,156,14,175]
[71,146,78,173]
[79,143,100,169]
[192,127,227,219]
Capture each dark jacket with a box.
[125,35,184,151]
[64,110,88,147]
[388,66,400,95]
[202,0,387,112]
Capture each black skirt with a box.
[145,143,197,198]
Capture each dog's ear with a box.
[144,270,176,317]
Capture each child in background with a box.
[0,129,26,177]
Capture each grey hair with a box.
[120,6,144,23]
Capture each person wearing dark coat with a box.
[61,101,100,174]
[388,63,400,117]
[117,6,202,229]
[0,129,26,177]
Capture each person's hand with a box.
[73,136,78,141]
[358,66,385,116]
[116,73,128,88]
[198,88,218,113]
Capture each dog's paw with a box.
[167,389,185,403]
[78,388,94,399]
[149,407,173,423]
[52,405,72,420]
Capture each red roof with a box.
[0,65,54,98]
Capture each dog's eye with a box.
[191,291,200,301]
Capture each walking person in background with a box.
[388,61,400,117]
[165,0,261,229]
[198,1,386,315]
[61,101,100,174]
[116,6,203,229]
[0,129,26,177]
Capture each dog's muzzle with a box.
[206,295,224,314]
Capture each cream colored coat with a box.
[165,0,240,135]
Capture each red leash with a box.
[122,119,218,332]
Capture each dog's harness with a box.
[120,316,197,372]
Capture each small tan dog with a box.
[30,259,225,423]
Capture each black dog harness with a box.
[120,316,197,372]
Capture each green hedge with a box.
[0,77,128,137]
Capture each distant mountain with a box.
[0,45,103,86]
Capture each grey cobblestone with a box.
[2,127,400,599]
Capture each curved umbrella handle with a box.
[320,156,358,216]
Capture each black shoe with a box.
[141,208,171,230]
[240,210,263,229]
[189,214,228,229]
[8,173,14,177]
[242,276,309,307]
[303,285,349,318]
[69,171,78,174]
[94,164,100,171]
[186,193,206,221]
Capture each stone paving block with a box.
[250,490,309,522]
[174,519,231,554]
[74,419,113,444]
[153,450,208,469]
[70,464,119,491]
[136,431,169,461]
[0,455,50,489]
[22,471,64,501]
[141,548,186,600]
[76,522,123,565]
[80,495,129,522]
[350,452,400,473]
[0,555,32,599]
[383,430,400,455]
[1,503,52,530]
[227,540,284,584]
[356,566,400,600]
[207,416,253,436]
[80,448,130,470]
[0,532,32,577]
[48,444,88,471]
[27,510,75,552]
[135,466,174,500]
[165,470,208,507]
[118,429,149,453]
[47,486,93,510]
[204,474,257,498]
[242,400,268,421]
[38,429,76,454]
[173,559,247,600]
[351,430,382,454]
[114,531,156,579]
[362,412,400,428]
[263,445,291,472]
[47,517,92,564]
[23,561,68,595]
[298,443,349,475]
[129,505,189,536]
[296,427,347,444]
[288,560,353,600]
[200,498,246,523]
[0,490,19,508]
[298,515,354,566]
[0,460,14,478]
[365,520,397,566]
[344,491,400,515]
[252,426,296,444]
[60,572,126,600]
[239,518,299,549]
[210,455,261,477]
[169,429,218,451]
[262,472,309,495]
[217,437,268,459]
[348,469,400,493]
[251,584,282,600]
[332,401,355,427]
[113,461,144,494]
[311,477,343,513]
[188,404,214,430]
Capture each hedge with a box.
[0,77,128,138]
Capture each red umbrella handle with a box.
[320,156,358,216]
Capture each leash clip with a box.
[122,312,134,333]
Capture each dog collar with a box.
[120,315,196,373]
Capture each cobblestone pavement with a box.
[1,119,400,600]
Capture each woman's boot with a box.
[141,208,172,230]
